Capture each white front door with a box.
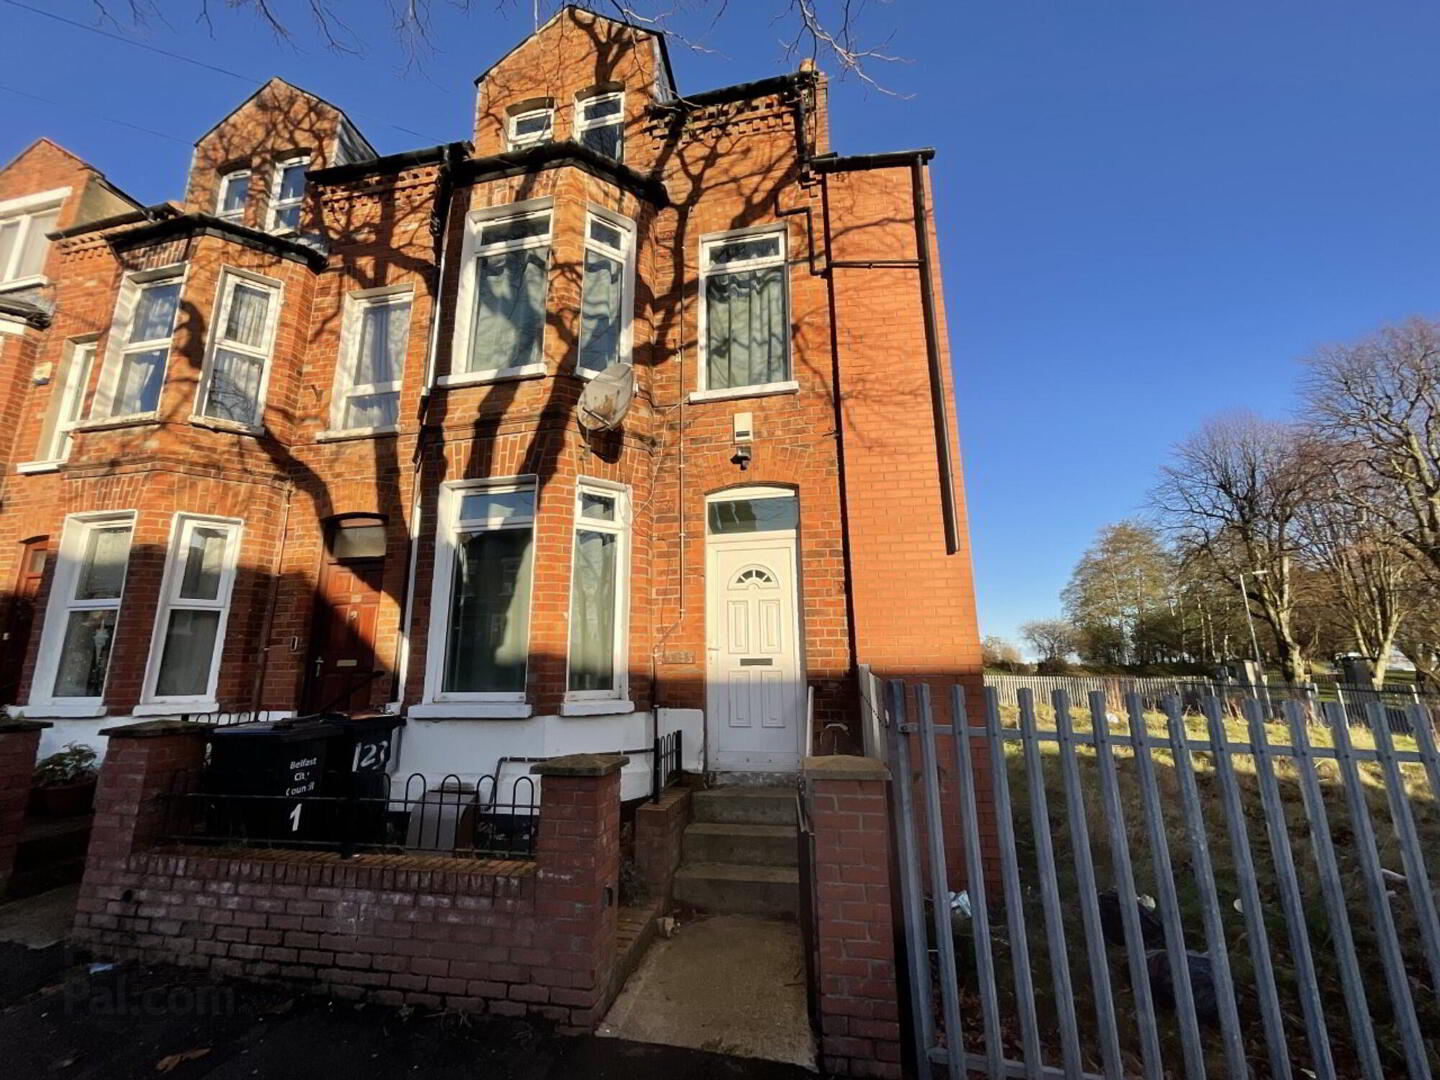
[706,539,804,771]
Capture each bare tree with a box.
[1150,411,1331,683]
[981,634,1023,667]
[1019,618,1078,663]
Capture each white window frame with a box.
[28,510,136,712]
[442,198,552,388]
[215,169,249,224]
[576,207,635,379]
[266,154,310,233]
[692,223,796,402]
[562,479,631,712]
[573,91,624,162]
[326,285,413,437]
[137,513,242,710]
[20,337,98,472]
[0,186,68,291]
[507,107,554,151]
[417,476,538,718]
[87,264,187,424]
[192,267,283,432]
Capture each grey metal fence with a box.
[886,680,1440,1079]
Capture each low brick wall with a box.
[0,720,49,894]
[633,783,690,907]
[73,723,627,1032]
[805,755,902,1079]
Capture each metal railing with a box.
[647,729,682,803]
[887,680,1440,1079]
[161,770,539,860]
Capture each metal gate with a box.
[884,679,1440,1079]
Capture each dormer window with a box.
[215,170,249,225]
[267,155,309,233]
[575,92,624,162]
[508,107,553,151]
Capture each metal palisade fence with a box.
[885,679,1440,1079]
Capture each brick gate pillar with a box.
[805,755,902,1079]
[0,719,50,895]
[531,753,626,1032]
[74,720,212,940]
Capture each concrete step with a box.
[673,862,799,918]
[692,787,796,826]
[683,822,798,868]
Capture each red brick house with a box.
[0,8,980,799]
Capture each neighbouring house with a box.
[0,7,980,800]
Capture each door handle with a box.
[314,655,324,676]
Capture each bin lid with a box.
[303,711,406,735]
[210,716,341,741]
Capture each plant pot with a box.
[29,778,97,818]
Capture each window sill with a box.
[190,415,264,437]
[559,699,635,717]
[14,703,108,719]
[0,275,49,294]
[436,363,547,388]
[75,414,159,432]
[314,426,400,443]
[130,701,218,717]
[688,380,799,404]
[16,459,63,475]
[573,362,630,381]
[407,702,533,720]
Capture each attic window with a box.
[575,92,624,162]
[267,155,309,233]
[508,107,553,151]
[215,170,249,225]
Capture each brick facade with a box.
[74,732,628,1031]
[0,720,49,893]
[0,6,983,807]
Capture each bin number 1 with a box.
[289,802,303,833]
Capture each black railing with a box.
[160,770,538,860]
[621,729,683,803]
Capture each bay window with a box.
[331,289,411,432]
[267,155,309,232]
[96,269,183,419]
[196,269,280,428]
[142,515,241,704]
[698,229,792,395]
[0,188,65,289]
[447,203,551,384]
[566,482,629,705]
[428,480,536,703]
[31,512,134,707]
[577,211,634,376]
[575,92,624,162]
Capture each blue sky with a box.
[2,1,1437,648]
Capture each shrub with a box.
[33,743,98,787]
[1035,656,1072,675]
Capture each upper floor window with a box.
[508,107,553,151]
[142,514,241,703]
[95,269,183,419]
[215,170,249,225]
[699,229,791,394]
[430,480,537,700]
[575,92,624,162]
[31,338,97,465]
[267,155,309,232]
[577,210,634,377]
[447,204,551,384]
[32,511,135,703]
[196,269,281,429]
[0,188,66,289]
[332,288,412,432]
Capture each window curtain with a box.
[155,609,220,696]
[54,610,116,697]
[113,349,166,415]
[224,284,269,347]
[469,249,547,373]
[132,283,180,342]
[77,527,130,599]
[357,303,407,385]
[568,529,617,692]
[204,348,264,424]
[444,528,533,693]
[578,248,622,374]
[705,267,787,389]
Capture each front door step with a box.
[692,787,796,826]
[683,823,797,868]
[673,863,800,919]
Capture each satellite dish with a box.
[576,362,634,433]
